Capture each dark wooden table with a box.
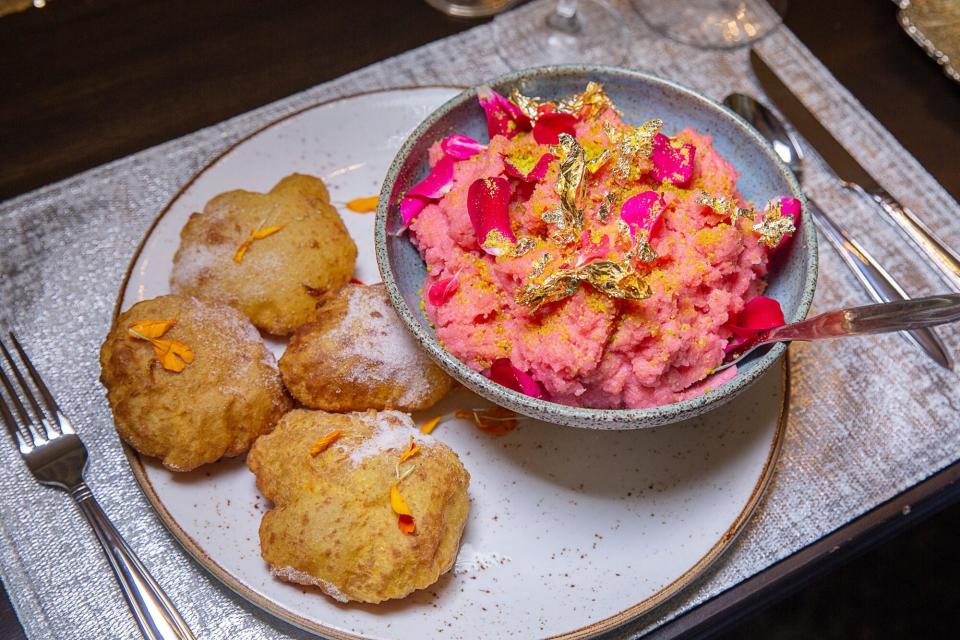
[1,1,958,638]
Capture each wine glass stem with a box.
[547,0,581,33]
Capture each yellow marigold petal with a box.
[390,484,415,534]
[419,416,442,435]
[309,430,342,456]
[127,318,176,339]
[345,196,379,213]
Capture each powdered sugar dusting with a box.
[170,244,220,290]
[271,566,348,603]
[345,410,432,465]
[332,285,438,405]
[453,543,511,576]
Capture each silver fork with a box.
[0,332,195,640]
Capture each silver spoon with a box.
[716,293,960,372]
[723,92,954,370]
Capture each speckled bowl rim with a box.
[376,65,817,430]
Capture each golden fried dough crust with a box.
[279,283,452,412]
[170,174,358,335]
[99,295,291,471]
[247,409,470,603]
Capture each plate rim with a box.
[112,86,789,640]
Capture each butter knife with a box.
[751,49,960,293]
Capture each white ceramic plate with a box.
[117,88,787,640]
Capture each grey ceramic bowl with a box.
[376,65,818,429]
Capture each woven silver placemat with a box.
[1,2,957,638]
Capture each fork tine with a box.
[0,339,49,444]
[0,354,39,449]
[8,333,63,430]
[0,372,31,452]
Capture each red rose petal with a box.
[650,133,696,186]
[408,155,455,200]
[532,112,578,145]
[725,295,786,355]
[477,85,530,140]
[467,177,516,255]
[440,134,487,160]
[620,191,666,239]
[427,275,460,306]
[503,152,554,182]
[400,195,429,227]
[487,358,546,399]
[732,296,785,334]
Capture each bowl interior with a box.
[377,66,816,429]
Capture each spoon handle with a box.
[762,293,960,343]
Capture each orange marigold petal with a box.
[398,436,420,463]
[419,416,442,435]
[151,338,194,372]
[310,429,342,456]
[397,514,415,534]
[234,225,284,263]
[251,225,284,240]
[128,318,176,339]
[455,407,519,436]
[233,239,253,263]
[345,196,379,213]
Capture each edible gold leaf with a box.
[516,259,651,310]
[698,192,755,223]
[511,236,537,257]
[752,199,796,247]
[508,88,543,121]
[543,133,587,245]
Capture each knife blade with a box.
[751,49,960,293]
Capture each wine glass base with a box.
[632,0,787,50]
[493,0,629,69]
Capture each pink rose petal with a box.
[477,85,530,140]
[619,191,666,239]
[503,152,554,182]
[408,155,455,199]
[427,275,460,306]
[576,230,611,267]
[650,133,696,186]
[440,134,487,160]
[487,358,546,399]
[771,196,802,253]
[532,112,578,145]
[467,177,516,255]
[400,195,429,227]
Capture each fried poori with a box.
[279,283,453,412]
[247,409,470,603]
[99,295,291,471]
[170,173,357,335]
